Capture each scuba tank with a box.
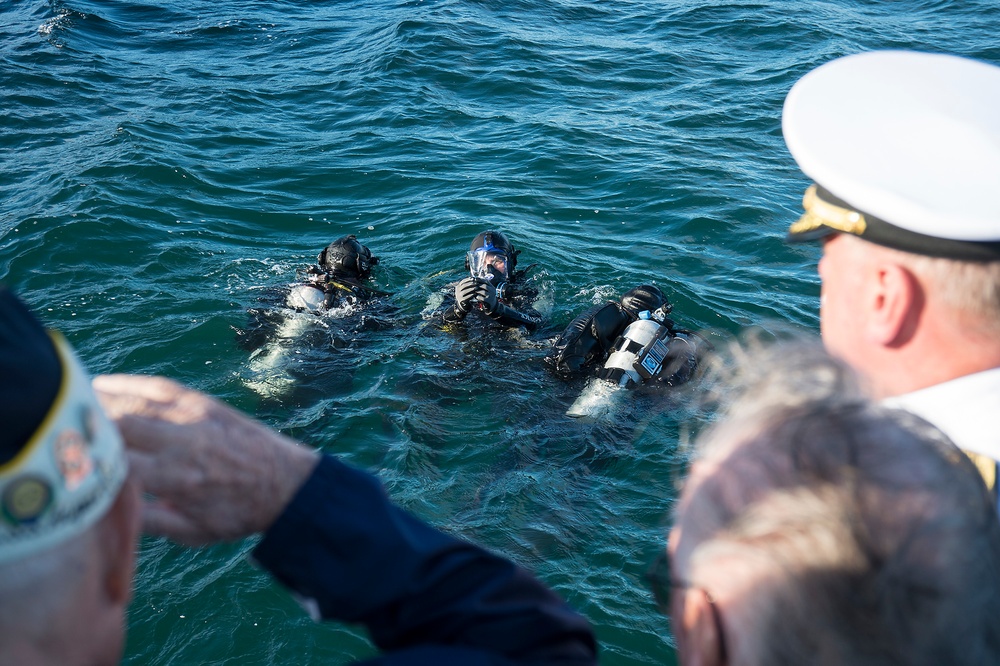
[286,284,327,313]
[566,306,674,418]
[288,267,393,315]
[597,307,673,389]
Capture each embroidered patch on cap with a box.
[2,476,53,524]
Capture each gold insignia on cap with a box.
[2,476,53,524]
[788,185,868,236]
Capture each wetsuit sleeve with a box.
[484,301,541,331]
[442,303,469,324]
[439,290,470,324]
[252,456,597,666]
[544,303,629,377]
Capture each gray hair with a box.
[895,250,1000,336]
[833,235,1000,337]
[684,337,1000,665]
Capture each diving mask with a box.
[467,249,510,284]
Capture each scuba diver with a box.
[544,284,702,417]
[236,234,392,400]
[285,234,385,313]
[441,230,542,331]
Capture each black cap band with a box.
[787,185,1000,261]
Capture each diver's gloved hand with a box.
[454,277,481,315]
[476,280,499,313]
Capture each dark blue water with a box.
[3,1,999,663]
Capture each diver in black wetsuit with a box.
[239,234,389,336]
[235,235,393,399]
[286,234,386,313]
[441,230,541,331]
[545,284,701,388]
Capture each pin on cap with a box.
[0,293,126,565]
[782,50,1000,260]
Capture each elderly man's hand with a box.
[93,374,320,546]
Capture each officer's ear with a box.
[866,260,921,348]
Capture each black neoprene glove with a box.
[454,277,480,314]
[477,280,499,313]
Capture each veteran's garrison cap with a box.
[782,50,1000,261]
[0,287,126,564]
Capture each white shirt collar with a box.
[883,367,1000,461]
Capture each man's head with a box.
[782,51,1000,394]
[669,346,1000,666]
[466,230,518,287]
[620,284,670,318]
[665,340,1000,666]
[317,234,379,280]
[0,287,139,665]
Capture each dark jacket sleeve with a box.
[252,456,597,666]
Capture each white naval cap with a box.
[782,50,1000,260]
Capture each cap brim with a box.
[786,184,1000,260]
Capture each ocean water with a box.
[2,1,998,663]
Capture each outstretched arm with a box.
[475,281,542,332]
[93,374,597,666]
[255,456,596,665]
